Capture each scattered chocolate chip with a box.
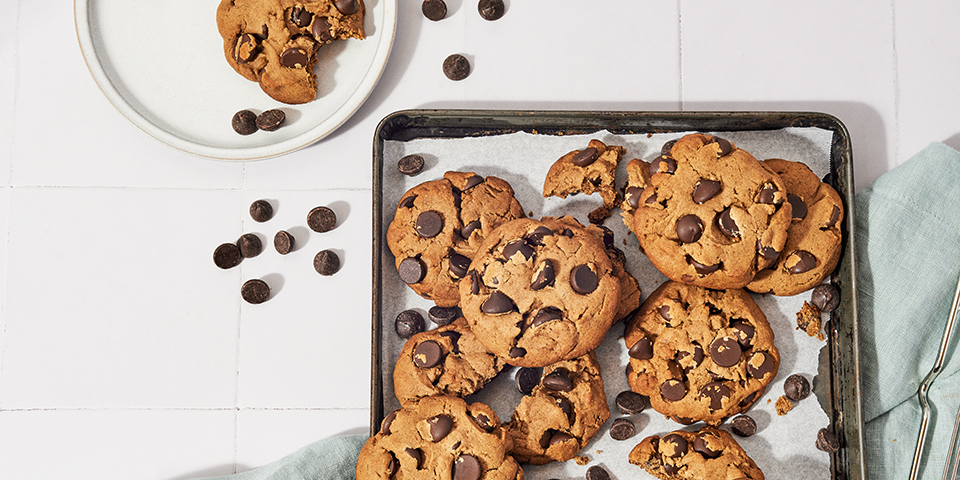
[787,250,817,274]
[758,184,777,204]
[542,368,573,392]
[443,54,471,81]
[731,415,757,437]
[274,230,294,254]
[692,178,721,204]
[816,428,840,452]
[616,391,647,415]
[421,0,447,20]
[531,260,556,290]
[428,414,453,442]
[448,252,470,278]
[249,199,273,222]
[693,432,722,458]
[699,382,731,410]
[531,307,562,327]
[825,205,841,229]
[676,215,703,243]
[237,233,262,258]
[415,211,443,238]
[571,147,599,167]
[625,186,643,209]
[312,16,333,41]
[291,6,313,27]
[784,374,811,401]
[334,0,359,15]
[481,291,515,314]
[307,206,337,232]
[314,249,340,275]
[515,367,541,395]
[232,110,258,135]
[812,284,840,312]
[478,0,505,20]
[628,336,654,360]
[256,109,286,131]
[453,454,481,480]
[585,465,609,480]
[661,433,688,457]
[570,264,598,294]
[413,340,443,368]
[395,309,425,338]
[609,418,636,441]
[398,154,425,176]
[709,336,742,367]
[660,379,687,402]
[502,239,534,261]
[214,243,243,269]
[650,155,677,175]
[460,219,481,239]
[240,279,270,304]
[718,208,740,238]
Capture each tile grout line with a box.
[677,0,684,111]
[233,188,245,475]
[0,406,369,412]
[889,0,901,165]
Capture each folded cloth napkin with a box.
[195,142,960,480]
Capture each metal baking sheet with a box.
[371,110,863,480]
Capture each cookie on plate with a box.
[216,0,366,104]
[458,216,622,367]
[357,396,523,480]
[626,133,793,289]
[623,281,779,426]
[505,352,610,465]
[387,171,526,307]
[746,159,845,296]
[542,139,625,224]
[393,318,507,405]
[628,426,765,480]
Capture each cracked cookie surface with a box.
[542,139,625,224]
[628,426,765,480]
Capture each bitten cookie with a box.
[216,0,366,104]
[357,396,523,480]
[387,172,526,307]
[626,133,793,289]
[747,159,845,296]
[505,352,610,465]
[624,281,779,425]
[628,426,765,480]
[459,216,622,367]
[393,318,507,405]
[542,139,625,224]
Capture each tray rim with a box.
[370,109,864,480]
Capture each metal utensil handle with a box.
[944,400,960,480]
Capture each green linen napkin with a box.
[196,434,366,480]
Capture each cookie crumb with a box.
[817,332,826,341]
[776,395,793,415]
[796,301,823,337]
[574,456,589,465]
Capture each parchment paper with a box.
[379,127,836,479]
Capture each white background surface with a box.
[0,0,959,478]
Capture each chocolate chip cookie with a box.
[505,352,610,465]
[216,0,366,104]
[393,318,507,405]
[542,139,625,223]
[623,281,779,425]
[356,396,523,480]
[458,216,622,367]
[387,172,526,307]
[747,159,844,296]
[626,133,793,289]
[628,426,765,480]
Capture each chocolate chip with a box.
[291,6,313,27]
[570,264,598,294]
[650,155,677,175]
[676,215,703,243]
[398,257,425,284]
[731,415,757,437]
[234,34,261,63]
[746,351,776,380]
[718,208,740,238]
[784,374,811,401]
[659,304,672,321]
[625,186,643,209]
[398,154,425,176]
[386,456,398,477]
[692,178,721,204]
[467,270,480,294]
[524,226,554,245]
[334,0,360,15]
[699,382,731,410]
[661,433,688,457]
[453,455,481,480]
[758,183,777,204]
[459,219,481,239]
[478,0,505,20]
[615,391,647,414]
[515,367,541,395]
[675,344,704,373]
[687,256,720,275]
[661,139,677,155]
[421,0,447,20]
[443,54,470,81]
[413,340,443,368]
[548,431,574,446]
[628,336,654,360]
[693,432,722,458]
[380,409,397,435]
[413,211,443,238]
[274,230,294,254]
[214,243,243,269]
[241,279,270,304]
[531,260,555,290]
[312,16,333,41]
[307,206,337,232]
[712,136,733,156]
[481,291,515,314]
[816,428,840,452]
[758,242,780,263]
[554,396,573,421]
[531,307,562,327]
[503,239,534,261]
[609,418,636,441]
[571,147,599,167]
[280,47,310,68]
[399,195,417,209]
[256,109,286,131]
[660,379,687,401]
[237,233,262,258]
[249,199,273,222]
[825,205,841,229]
[585,465,609,480]
[232,110,258,135]
[731,320,755,349]
[404,448,423,469]
[787,250,817,274]
[709,336,742,367]
[448,252,470,278]
[469,411,494,431]
[314,250,340,275]
[542,368,573,392]
[812,284,840,312]
[788,193,807,219]
[395,310,425,338]
[461,175,483,190]
[428,414,453,442]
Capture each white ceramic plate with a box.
[75,0,396,160]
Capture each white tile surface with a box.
[236,408,368,469]
[0,188,9,393]
[0,0,16,187]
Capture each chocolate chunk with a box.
[531,260,555,290]
[571,147,599,167]
[478,0,505,20]
[312,16,333,41]
[660,379,687,401]
[788,194,807,219]
[428,414,453,442]
[233,34,261,63]
[758,183,777,204]
[531,307,562,327]
[256,109,285,131]
[661,433,688,457]
[249,199,273,222]
[746,351,776,380]
[307,206,337,232]
[663,463,679,475]
[548,431,574,446]
[718,208,740,238]
[625,186,643,209]
[650,155,677,175]
[421,0,447,20]
[232,110,258,135]
[469,411,494,431]
[481,291,515,314]
[439,331,461,354]
[447,252,470,278]
[676,215,703,243]
[443,54,470,81]
[468,270,480,294]
[692,178,721,204]
[570,264,598,294]
[787,250,817,274]
[515,367,541,395]
[453,455,481,480]
[825,205,841,228]
[693,432,722,459]
[816,428,840,452]
[274,230,294,254]
[399,257,426,284]
[542,368,573,392]
[784,374,811,401]
[811,284,840,312]
[395,309,425,338]
[561,228,574,238]
[687,256,720,275]
[291,6,313,27]
[313,249,340,275]
[615,391,647,415]
[585,465,609,480]
[609,418,636,441]
[404,448,423,469]
[241,279,270,304]
[399,195,417,209]
[398,154,425,176]
[237,233,262,258]
[214,243,243,269]
[380,409,397,435]
[731,415,756,437]
[699,382,731,410]
[413,340,443,368]
[712,136,733,156]
[334,0,359,15]
[731,320,755,349]
[710,336,742,367]
[280,47,310,68]
[503,239,534,261]
[462,175,484,190]
[525,226,554,245]
[675,344,704,373]
[758,241,780,263]
[459,219,481,239]
[628,336,654,360]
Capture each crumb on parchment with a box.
[575,456,589,465]
[776,395,793,415]
[796,301,823,337]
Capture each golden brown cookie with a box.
[747,159,845,296]
[623,281,779,426]
[357,396,523,480]
[542,139,625,224]
[505,352,610,465]
[216,0,366,104]
[387,172,526,307]
[458,216,621,367]
[626,133,793,289]
[393,318,507,406]
[586,223,642,322]
[628,426,765,480]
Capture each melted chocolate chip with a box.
[503,239,534,261]
[448,252,470,278]
[398,257,426,284]
[693,432,722,458]
[650,155,677,175]
[731,320,755,349]
[515,367,541,395]
[687,256,720,275]
[676,215,703,243]
[825,205,841,228]
[661,433,688,457]
[746,351,776,379]
[570,264,598,294]
[416,211,443,238]
[532,307,562,327]
[405,448,423,469]
[234,34,261,63]
[531,260,556,290]
[334,0,360,15]
[524,226,554,245]
[380,409,397,435]
[428,414,453,442]
[572,147,599,166]
[481,291,515,314]
[291,6,313,27]
[312,16,333,41]
[542,368,573,392]
[459,219,481,239]
[709,336,742,367]
[463,175,484,190]
[758,184,777,204]
[712,136,733,156]
[660,379,687,401]
[413,340,443,368]
[624,186,643,209]
[280,47,310,68]
[787,250,817,274]
[628,336,654,360]
[718,208,740,238]
[699,382,731,410]
[399,195,417,209]
[692,178,721,204]
[452,454,481,480]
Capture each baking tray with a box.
[371,110,863,480]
